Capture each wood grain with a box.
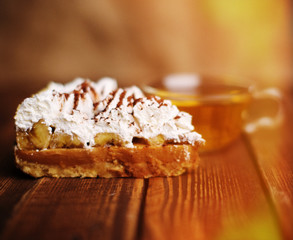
[244,90,293,240]
[141,139,282,240]
[1,178,146,240]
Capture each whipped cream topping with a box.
[15,77,205,148]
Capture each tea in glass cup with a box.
[143,74,281,152]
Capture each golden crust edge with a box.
[14,144,200,178]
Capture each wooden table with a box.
[0,85,292,240]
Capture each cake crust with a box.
[15,144,200,178]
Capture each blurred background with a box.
[0,0,292,89]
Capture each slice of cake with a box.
[14,77,205,178]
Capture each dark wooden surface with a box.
[0,86,292,240]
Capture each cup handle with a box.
[244,87,283,133]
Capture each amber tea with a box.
[143,80,252,152]
[143,74,282,152]
[174,90,251,152]
[160,85,250,151]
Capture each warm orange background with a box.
[0,0,292,88]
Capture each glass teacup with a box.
[143,74,282,152]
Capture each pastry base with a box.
[14,144,200,178]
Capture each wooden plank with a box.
[0,118,40,235]
[141,138,282,240]
[0,176,39,235]
[244,89,293,240]
[0,178,145,240]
